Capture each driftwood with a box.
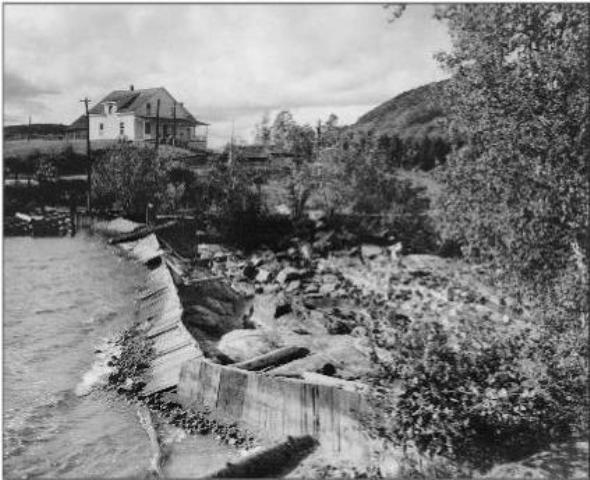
[301,372,369,393]
[205,435,319,478]
[108,221,177,245]
[232,346,310,371]
[138,406,165,478]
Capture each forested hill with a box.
[348,80,452,170]
[352,79,449,140]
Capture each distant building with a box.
[66,85,208,149]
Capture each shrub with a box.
[91,144,170,219]
[366,315,588,470]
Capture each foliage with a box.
[364,5,589,465]
[254,112,272,146]
[269,110,319,220]
[367,314,588,469]
[193,160,277,249]
[4,144,88,178]
[315,130,439,252]
[433,4,589,289]
[91,144,170,218]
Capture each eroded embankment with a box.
[98,219,361,475]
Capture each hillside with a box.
[4,123,68,140]
[352,79,449,140]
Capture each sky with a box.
[3,4,451,149]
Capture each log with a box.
[301,372,369,393]
[15,212,33,222]
[108,221,177,245]
[232,346,310,372]
[205,435,319,479]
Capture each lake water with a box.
[3,234,236,479]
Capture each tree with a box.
[254,112,272,146]
[433,5,589,290]
[271,110,296,152]
[91,144,170,218]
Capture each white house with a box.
[68,86,208,149]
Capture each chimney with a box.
[129,84,134,91]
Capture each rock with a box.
[361,244,382,259]
[300,243,313,262]
[287,247,298,258]
[250,255,264,267]
[304,283,320,294]
[276,267,301,285]
[275,204,291,216]
[274,295,292,318]
[213,251,228,262]
[327,319,352,335]
[307,209,326,222]
[242,263,258,280]
[387,242,403,262]
[321,273,340,284]
[264,284,280,294]
[313,230,335,253]
[285,280,301,293]
[179,280,252,335]
[255,269,272,283]
[319,283,337,295]
[217,329,276,363]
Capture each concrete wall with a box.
[178,358,372,462]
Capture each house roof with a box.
[69,87,208,127]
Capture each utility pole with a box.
[155,99,160,151]
[172,101,177,146]
[80,97,92,212]
[228,118,235,165]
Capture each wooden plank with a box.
[142,345,203,396]
[152,326,192,357]
[108,221,177,245]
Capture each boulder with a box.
[361,244,382,260]
[319,283,338,295]
[179,279,251,336]
[300,243,313,263]
[213,251,228,262]
[276,267,301,285]
[217,329,277,363]
[242,263,258,280]
[255,269,272,283]
[286,280,301,293]
[275,296,293,318]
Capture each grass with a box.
[3,139,195,160]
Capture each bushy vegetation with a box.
[91,144,170,219]
[367,315,587,469]
[362,3,589,470]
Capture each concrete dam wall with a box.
[178,358,372,461]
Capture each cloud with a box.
[3,4,451,146]
[4,71,59,101]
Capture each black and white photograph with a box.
[2,2,589,478]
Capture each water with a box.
[3,234,236,479]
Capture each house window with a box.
[99,123,104,136]
[108,105,113,114]
[146,103,151,117]
[145,122,151,135]
[119,122,125,135]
